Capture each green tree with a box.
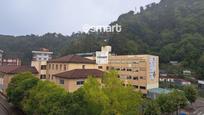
[22,81,68,115]
[182,85,198,104]
[156,90,188,114]
[144,100,161,115]
[65,88,88,115]
[83,71,143,115]
[6,72,39,108]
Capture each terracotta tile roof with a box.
[0,66,38,74]
[54,69,104,79]
[48,55,95,64]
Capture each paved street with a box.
[0,93,24,115]
[181,98,204,115]
[0,93,11,115]
[191,98,204,115]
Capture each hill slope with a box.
[0,0,204,77]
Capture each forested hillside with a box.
[1,0,204,77]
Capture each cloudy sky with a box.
[0,0,160,36]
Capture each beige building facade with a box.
[46,46,159,94]
[46,55,97,82]
[54,69,103,92]
[96,55,159,94]
[31,49,53,80]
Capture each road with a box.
[191,98,204,115]
[0,93,24,115]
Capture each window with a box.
[116,68,120,71]
[140,76,143,80]
[56,64,58,70]
[127,68,132,71]
[140,86,146,89]
[133,77,138,80]
[140,67,146,71]
[60,64,62,70]
[64,65,66,71]
[41,65,46,70]
[52,64,54,70]
[40,75,46,79]
[49,64,51,69]
[82,65,85,69]
[134,70,139,72]
[121,68,126,71]
[133,85,138,88]
[106,66,109,70]
[98,66,103,69]
[127,76,132,79]
[118,75,120,78]
[76,80,84,85]
[59,79,64,84]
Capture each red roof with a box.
[48,55,95,64]
[54,69,104,79]
[0,66,38,74]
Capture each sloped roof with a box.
[0,66,38,74]
[54,69,104,79]
[48,55,95,64]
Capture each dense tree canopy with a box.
[156,90,188,114]
[22,81,68,115]
[7,71,195,115]
[83,71,143,115]
[182,85,198,104]
[6,72,39,108]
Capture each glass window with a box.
[59,79,64,84]
[98,66,103,69]
[52,64,54,70]
[60,64,62,70]
[82,65,85,69]
[49,64,51,69]
[64,65,66,71]
[40,75,46,79]
[133,85,138,88]
[76,80,84,85]
[133,77,138,80]
[127,76,132,79]
[140,86,146,89]
[56,64,58,70]
[41,65,46,70]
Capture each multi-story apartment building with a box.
[0,50,3,65]
[47,55,97,81]
[94,46,159,94]
[31,48,53,80]
[106,55,159,94]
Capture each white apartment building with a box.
[31,48,53,80]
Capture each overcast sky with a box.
[0,0,160,36]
